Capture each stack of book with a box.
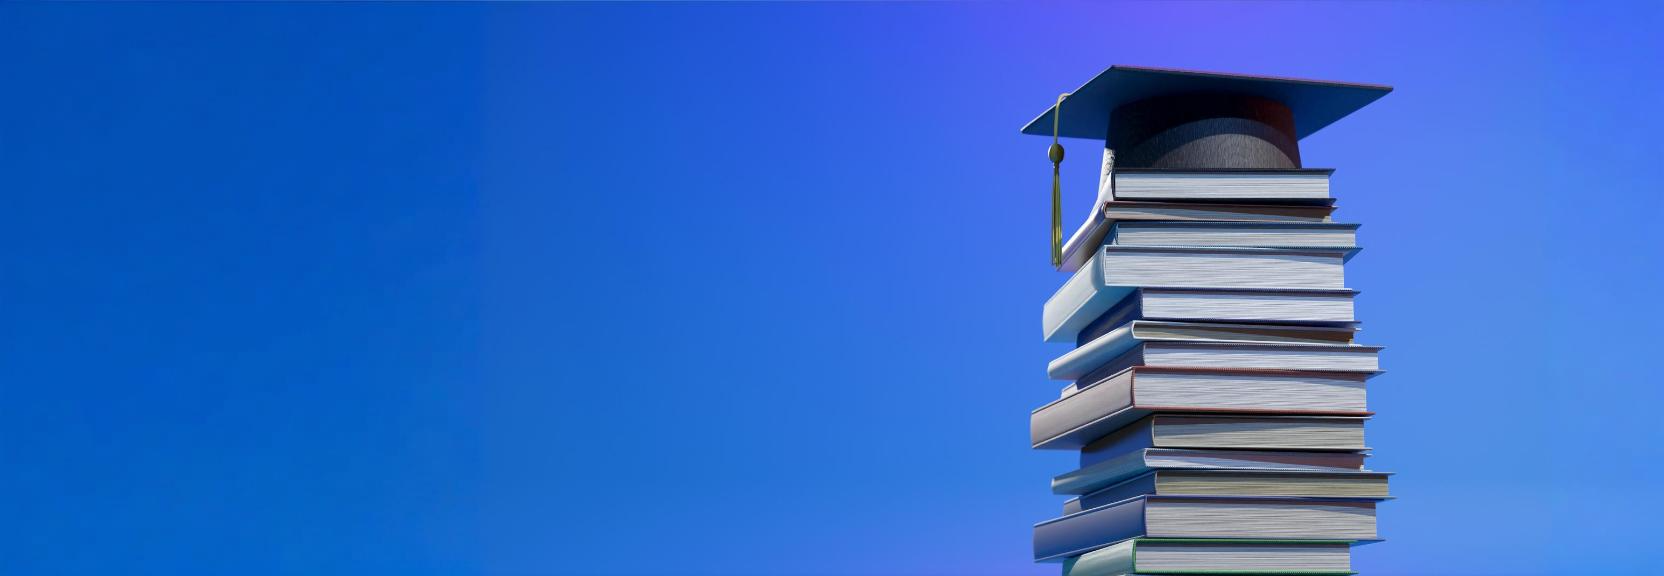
[1031,169,1388,575]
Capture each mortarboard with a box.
[1024,65,1391,266]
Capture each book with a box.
[1061,538,1355,576]
[1044,246,1349,343]
[1032,367,1373,450]
[1075,288,1358,347]
[1033,496,1379,561]
[1052,448,1368,496]
[1111,168,1334,203]
[1108,221,1358,256]
[1081,415,1368,464]
[1065,470,1392,514]
[1058,201,1337,274]
[1071,342,1381,383]
[1049,320,1358,380]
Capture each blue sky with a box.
[2,2,1661,574]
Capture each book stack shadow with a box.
[1031,170,1388,575]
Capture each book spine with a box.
[1053,449,1157,495]
[1077,345,1147,387]
[1078,473,1160,511]
[1034,497,1148,561]
[1076,289,1145,347]
[1031,369,1138,448]
[1062,539,1137,576]
[1080,417,1157,468]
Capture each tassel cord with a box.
[1049,93,1069,267]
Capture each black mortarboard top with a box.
[1022,65,1392,170]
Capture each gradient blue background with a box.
[3,2,1661,574]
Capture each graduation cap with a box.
[1023,65,1391,266]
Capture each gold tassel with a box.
[1049,93,1069,267]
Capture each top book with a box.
[1112,168,1333,203]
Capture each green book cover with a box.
[1066,539,1359,576]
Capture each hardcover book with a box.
[1031,367,1373,450]
[1051,448,1368,496]
[1075,288,1359,347]
[1080,415,1368,461]
[1058,201,1338,273]
[1033,496,1379,561]
[1044,246,1350,343]
[1070,342,1382,384]
[1065,470,1391,514]
[1107,221,1359,255]
[1111,168,1334,203]
[1061,538,1355,576]
[1049,320,1359,380]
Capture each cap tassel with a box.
[1049,93,1069,267]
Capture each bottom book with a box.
[1033,496,1378,561]
[1063,538,1354,576]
